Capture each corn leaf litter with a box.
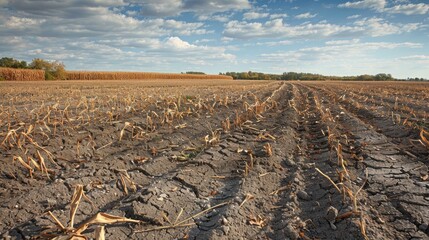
[75,212,140,234]
[48,184,139,238]
[421,129,429,148]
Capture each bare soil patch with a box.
[0,80,428,239]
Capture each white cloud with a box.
[257,40,293,46]
[338,0,429,15]
[4,16,45,29]
[0,6,210,38]
[224,19,361,39]
[165,37,194,50]
[393,0,409,3]
[137,0,183,17]
[136,0,251,17]
[261,41,422,62]
[223,17,422,39]
[354,17,421,37]
[384,3,429,15]
[198,13,232,22]
[2,0,251,18]
[338,0,386,11]
[258,41,424,77]
[397,55,429,61]
[295,12,317,19]
[243,11,269,20]
[325,39,361,45]
[269,13,288,19]
[347,14,361,19]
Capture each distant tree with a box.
[186,71,206,75]
[0,57,28,68]
[30,58,66,80]
[220,71,398,81]
[375,73,393,81]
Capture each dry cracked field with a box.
[0,80,428,240]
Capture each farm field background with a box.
[0,79,428,239]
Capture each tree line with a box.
[0,57,66,80]
[220,71,427,81]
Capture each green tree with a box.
[0,57,28,68]
[30,58,66,80]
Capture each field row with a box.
[0,80,428,239]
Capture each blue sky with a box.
[0,0,428,78]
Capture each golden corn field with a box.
[0,67,45,81]
[0,79,428,240]
[0,68,232,81]
[65,71,232,80]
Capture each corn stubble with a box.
[46,185,139,239]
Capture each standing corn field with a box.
[0,67,45,81]
[65,71,232,80]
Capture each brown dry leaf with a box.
[28,156,41,176]
[75,212,140,234]
[248,214,267,228]
[13,156,34,177]
[70,185,85,228]
[421,129,429,148]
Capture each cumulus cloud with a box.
[135,0,184,17]
[197,13,232,22]
[347,14,361,19]
[0,0,239,71]
[384,3,429,15]
[338,0,429,15]
[295,12,317,19]
[243,11,269,20]
[4,0,126,18]
[325,39,361,45]
[261,41,422,62]
[4,16,45,29]
[224,19,360,39]
[165,37,194,50]
[354,17,421,36]
[223,17,422,39]
[258,40,423,77]
[338,0,386,11]
[135,0,251,17]
[0,6,209,38]
[269,13,288,19]
[397,55,429,61]
[3,0,251,18]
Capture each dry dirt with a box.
[0,80,428,240]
